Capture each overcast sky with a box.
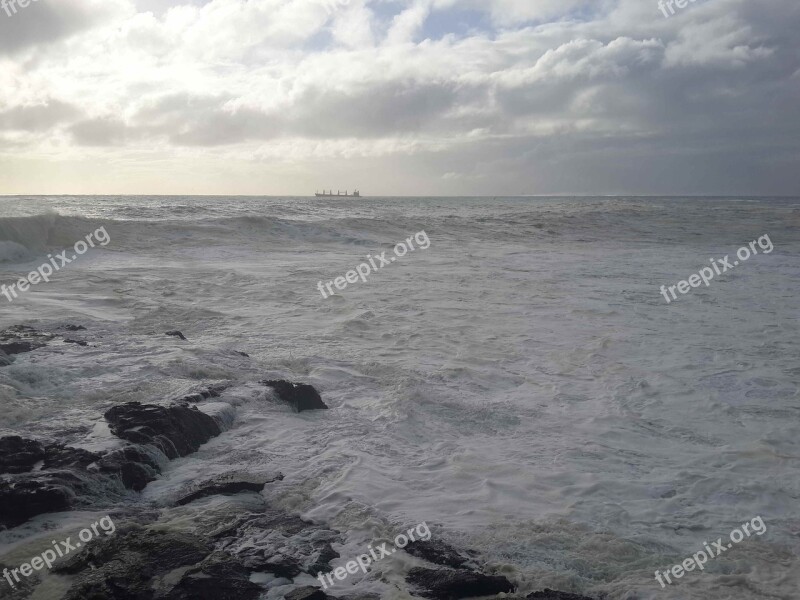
[0,0,798,196]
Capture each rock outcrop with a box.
[104,402,222,459]
[262,380,328,412]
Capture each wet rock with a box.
[162,552,263,600]
[285,586,329,600]
[405,539,471,569]
[95,446,163,491]
[166,330,187,340]
[406,567,514,600]
[104,402,222,459]
[64,324,87,331]
[216,509,342,577]
[60,526,213,599]
[176,382,231,404]
[0,476,74,529]
[527,591,595,600]
[0,436,46,474]
[235,351,250,357]
[63,338,88,346]
[262,380,328,412]
[42,444,100,470]
[0,348,12,366]
[175,471,283,506]
[0,341,46,355]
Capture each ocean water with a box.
[0,196,799,599]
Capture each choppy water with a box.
[1,196,799,599]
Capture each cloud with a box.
[0,0,798,194]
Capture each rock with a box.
[63,339,88,346]
[235,351,250,357]
[0,436,46,474]
[175,471,283,506]
[104,402,222,459]
[176,382,231,404]
[405,539,470,569]
[0,476,73,529]
[166,330,188,340]
[0,349,12,366]
[64,324,87,331]
[95,446,163,491]
[0,341,46,355]
[406,567,514,600]
[163,552,263,600]
[262,380,328,412]
[527,591,595,600]
[215,509,342,577]
[285,586,329,600]
[60,526,214,599]
[42,444,100,470]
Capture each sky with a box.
[0,0,798,196]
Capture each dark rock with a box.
[0,476,73,529]
[261,554,304,578]
[42,444,100,470]
[60,526,213,599]
[0,349,12,366]
[176,382,231,404]
[285,586,329,600]
[308,542,340,575]
[216,509,342,577]
[0,436,46,474]
[527,590,595,600]
[63,338,88,346]
[64,324,87,331]
[166,330,187,341]
[95,446,163,491]
[406,567,514,600]
[162,552,263,600]
[175,471,283,506]
[235,351,250,357]
[0,341,45,355]
[262,380,328,412]
[405,539,470,569]
[105,402,222,459]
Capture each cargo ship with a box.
[315,190,361,197]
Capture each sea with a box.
[0,195,798,599]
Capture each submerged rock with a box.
[407,567,514,600]
[262,380,328,412]
[285,586,329,600]
[166,330,188,340]
[0,325,53,355]
[95,445,163,491]
[0,349,12,366]
[174,471,283,506]
[176,382,231,404]
[527,591,595,600]
[105,402,222,459]
[158,552,263,600]
[63,338,88,346]
[405,539,471,569]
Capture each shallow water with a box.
[1,196,799,599]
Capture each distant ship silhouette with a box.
[315,189,361,197]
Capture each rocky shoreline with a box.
[0,324,596,600]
